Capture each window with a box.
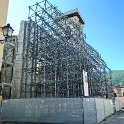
[114,93,117,97]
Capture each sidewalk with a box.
[100,110,124,124]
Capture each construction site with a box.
[0,0,122,124]
[1,0,113,99]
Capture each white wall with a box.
[115,100,122,111]
[95,98,105,122]
[83,98,97,124]
[1,98,122,124]
[95,98,115,123]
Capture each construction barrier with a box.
[1,98,122,124]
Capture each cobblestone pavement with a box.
[100,110,124,124]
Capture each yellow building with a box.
[114,86,124,108]
[0,0,9,70]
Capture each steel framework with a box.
[20,0,112,98]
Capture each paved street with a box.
[100,110,124,124]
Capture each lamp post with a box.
[1,23,14,99]
[2,23,14,38]
[0,23,14,43]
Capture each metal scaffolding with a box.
[20,0,113,98]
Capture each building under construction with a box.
[3,0,113,99]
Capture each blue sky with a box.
[7,0,124,70]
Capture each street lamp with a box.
[0,23,14,99]
[2,23,14,38]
